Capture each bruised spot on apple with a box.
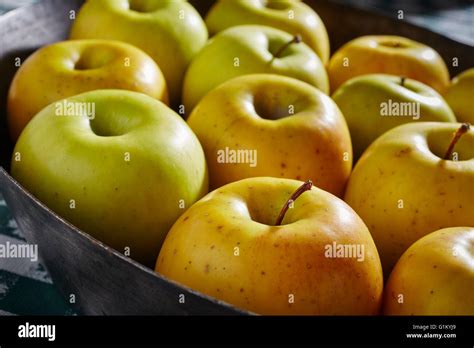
[7,39,168,141]
[383,227,474,315]
[345,122,474,275]
[11,90,209,267]
[156,177,383,315]
[205,0,330,64]
[187,74,352,197]
[182,25,329,113]
[327,35,450,94]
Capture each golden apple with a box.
[156,177,383,315]
[70,0,208,105]
[345,122,474,274]
[8,39,167,141]
[332,74,456,160]
[187,74,352,197]
[444,68,474,124]
[384,227,474,315]
[328,35,450,93]
[205,0,330,63]
[11,90,208,267]
[182,25,329,113]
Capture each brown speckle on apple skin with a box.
[395,147,412,157]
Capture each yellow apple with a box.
[327,35,450,94]
[205,0,330,63]
[7,39,167,141]
[345,122,474,273]
[70,0,208,105]
[187,74,352,197]
[444,68,474,124]
[384,227,474,315]
[156,177,383,315]
[332,74,456,160]
[11,90,208,267]
[182,25,329,113]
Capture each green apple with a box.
[7,39,168,141]
[182,25,329,113]
[332,74,456,160]
[187,74,352,197]
[156,177,383,315]
[344,122,474,274]
[205,0,330,63]
[328,35,450,93]
[444,68,474,124]
[70,0,208,105]
[11,90,208,267]
[384,227,474,315]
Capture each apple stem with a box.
[443,123,470,160]
[272,34,302,60]
[275,180,313,226]
[400,76,406,87]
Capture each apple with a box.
[7,39,168,141]
[156,177,383,315]
[344,122,474,274]
[187,74,352,197]
[182,25,329,113]
[384,227,474,315]
[11,90,208,267]
[327,35,450,94]
[205,0,330,63]
[70,0,208,105]
[332,74,456,159]
[444,68,474,124]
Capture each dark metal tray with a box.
[0,0,472,315]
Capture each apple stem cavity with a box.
[272,34,302,61]
[443,123,471,160]
[275,180,313,226]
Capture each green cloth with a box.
[0,195,75,315]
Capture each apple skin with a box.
[182,25,329,113]
[187,74,352,197]
[344,122,474,274]
[444,68,474,124]
[327,36,450,94]
[205,0,330,63]
[332,74,456,160]
[11,90,208,267]
[70,0,208,105]
[384,227,474,315]
[156,177,383,315]
[7,39,168,141]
